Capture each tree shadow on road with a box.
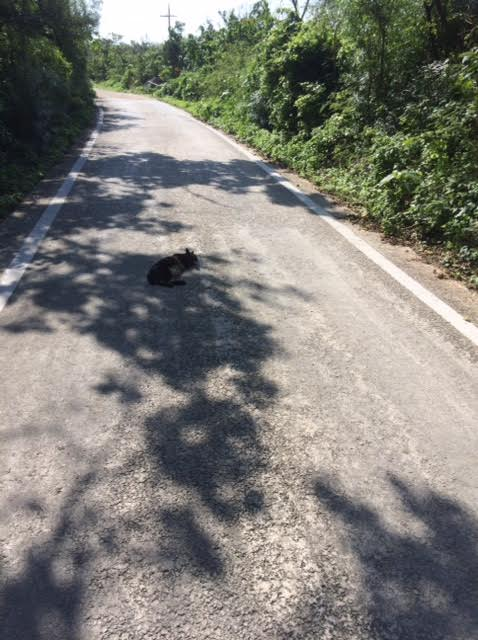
[99,110,143,134]
[284,475,478,640]
[0,102,314,637]
[0,473,97,640]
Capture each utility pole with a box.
[160,4,177,32]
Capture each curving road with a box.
[0,90,477,640]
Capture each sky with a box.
[98,0,287,43]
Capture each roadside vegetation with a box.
[90,0,478,286]
[0,0,99,219]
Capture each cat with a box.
[147,248,200,287]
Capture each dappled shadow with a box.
[0,98,314,636]
[81,98,303,209]
[159,508,224,577]
[75,150,302,212]
[292,475,478,640]
[0,473,97,640]
[84,152,298,209]
[1,234,283,578]
[100,109,144,134]
[146,393,267,523]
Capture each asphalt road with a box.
[0,90,477,640]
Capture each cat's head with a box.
[182,248,200,270]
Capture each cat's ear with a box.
[185,248,191,254]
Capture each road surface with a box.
[0,90,477,640]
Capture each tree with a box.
[423,0,478,55]
[289,0,312,20]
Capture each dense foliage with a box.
[93,0,478,283]
[0,0,99,217]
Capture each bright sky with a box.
[98,0,287,43]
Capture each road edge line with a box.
[0,108,104,314]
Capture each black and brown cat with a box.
[147,248,200,287]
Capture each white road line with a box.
[0,109,104,314]
[161,102,478,347]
